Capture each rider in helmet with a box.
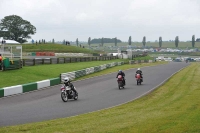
[116,70,126,85]
[64,77,78,95]
[136,68,143,82]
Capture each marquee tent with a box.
[0,37,20,44]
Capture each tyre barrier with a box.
[60,61,125,82]
[129,60,154,64]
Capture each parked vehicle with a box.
[60,85,78,102]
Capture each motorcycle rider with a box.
[136,68,143,82]
[64,77,78,96]
[116,70,126,85]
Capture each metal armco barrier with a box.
[22,56,118,66]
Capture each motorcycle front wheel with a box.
[61,92,68,102]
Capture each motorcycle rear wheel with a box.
[61,92,68,102]
[74,95,78,100]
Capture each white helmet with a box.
[64,77,70,83]
[137,68,140,70]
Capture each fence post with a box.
[23,59,25,66]
[42,59,44,64]
[57,58,59,64]
[70,58,71,63]
[33,59,35,66]
[50,58,52,64]
[20,60,23,68]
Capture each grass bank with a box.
[2,62,200,133]
[21,43,95,53]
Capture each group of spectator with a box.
[1,40,6,44]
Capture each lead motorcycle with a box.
[60,85,78,102]
[117,75,125,89]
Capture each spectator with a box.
[0,54,2,70]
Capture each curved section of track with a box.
[0,62,189,127]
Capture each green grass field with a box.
[1,62,200,133]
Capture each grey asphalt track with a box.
[0,62,189,127]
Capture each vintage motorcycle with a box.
[117,75,125,89]
[60,85,78,102]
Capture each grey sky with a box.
[0,0,200,42]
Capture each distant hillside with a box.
[21,43,96,54]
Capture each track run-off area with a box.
[0,62,189,127]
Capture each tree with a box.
[63,39,66,45]
[192,35,195,48]
[159,37,162,47]
[128,36,132,45]
[142,36,146,47]
[52,38,55,44]
[175,36,179,47]
[101,37,104,47]
[76,38,79,46]
[90,38,122,43]
[114,37,117,46]
[88,37,91,46]
[0,15,36,43]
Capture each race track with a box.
[0,62,189,127]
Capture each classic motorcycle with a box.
[117,75,125,89]
[60,85,78,102]
[135,74,142,85]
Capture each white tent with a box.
[0,37,20,44]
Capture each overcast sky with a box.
[0,0,200,42]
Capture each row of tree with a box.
[72,35,196,48]
[70,37,121,47]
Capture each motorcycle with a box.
[117,75,125,89]
[60,85,78,102]
[135,74,142,85]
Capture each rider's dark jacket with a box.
[116,71,125,78]
[136,70,142,74]
[64,81,77,94]
[136,70,143,78]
